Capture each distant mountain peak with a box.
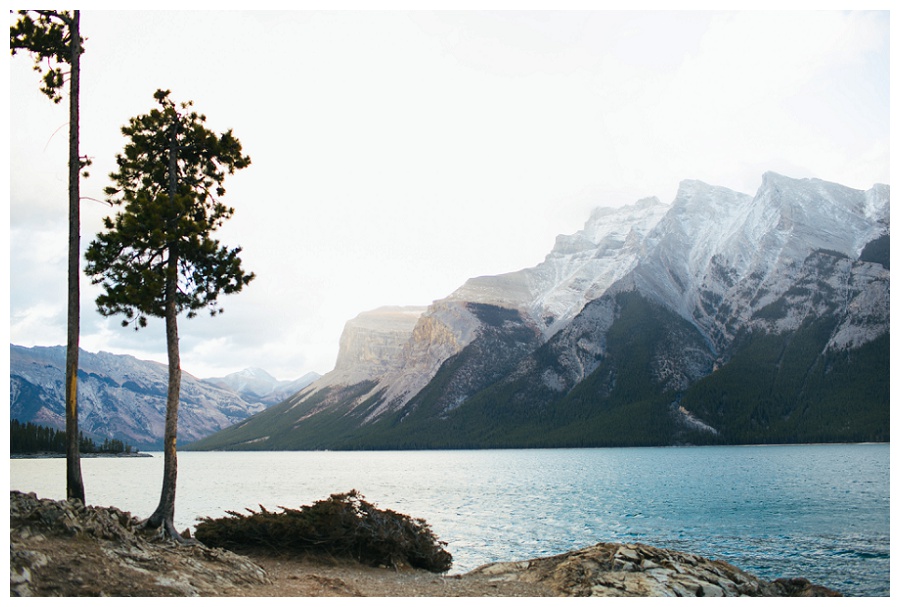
[203,366,320,403]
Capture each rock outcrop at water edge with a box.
[464,542,840,597]
[9,490,839,597]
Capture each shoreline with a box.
[10,489,842,597]
[10,452,153,459]
[183,440,890,452]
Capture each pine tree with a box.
[10,10,88,503]
[85,89,254,541]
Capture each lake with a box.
[9,444,889,596]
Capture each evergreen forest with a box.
[10,420,138,455]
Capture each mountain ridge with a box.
[204,367,321,406]
[9,344,319,449]
[188,172,889,451]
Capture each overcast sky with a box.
[5,6,891,380]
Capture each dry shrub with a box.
[194,490,452,573]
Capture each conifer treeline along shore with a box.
[10,420,138,456]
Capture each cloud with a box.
[8,10,890,380]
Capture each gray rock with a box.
[463,542,840,597]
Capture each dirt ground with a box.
[219,550,555,597]
[12,534,549,597]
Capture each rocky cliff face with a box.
[371,301,482,418]
[190,173,889,450]
[328,306,427,383]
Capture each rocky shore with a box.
[10,491,839,597]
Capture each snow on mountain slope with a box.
[448,196,670,338]
[629,180,753,317]
[631,173,890,351]
[204,367,321,405]
[256,172,889,434]
[205,367,282,398]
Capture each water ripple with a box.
[10,444,889,596]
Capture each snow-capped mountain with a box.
[204,367,320,405]
[8,345,315,449]
[189,173,889,451]
[450,196,670,338]
[630,173,889,351]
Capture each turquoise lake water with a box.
[10,443,889,596]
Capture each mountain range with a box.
[187,172,890,450]
[8,344,319,449]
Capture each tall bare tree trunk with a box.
[146,259,182,538]
[146,116,185,540]
[65,9,85,503]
